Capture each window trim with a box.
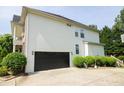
[75,32,78,37]
[75,44,79,54]
[80,32,84,38]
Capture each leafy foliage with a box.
[73,56,117,68]
[1,52,27,75]
[105,57,116,67]
[85,56,95,67]
[73,56,86,68]
[100,8,124,56]
[0,66,8,76]
[118,56,124,62]
[0,34,13,62]
[100,26,113,55]
[95,56,106,66]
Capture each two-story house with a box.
[11,7,104,73]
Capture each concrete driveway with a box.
[1,67,124,86]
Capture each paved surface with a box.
[0,67,124,86]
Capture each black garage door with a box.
[34,52,70,71]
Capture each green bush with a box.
[118,56,124,62]
[94,56,116,67]
[95,56,103,66]
[85,56,95,67]
[97,56,108,66]
[1,52,27,75]
[0,59,2,67]
[73,56,117,68]
[101,56,109,66]
[106,57,116,67]
[0,64,2,67]
[0,66,8,76]
[73,56,86,68]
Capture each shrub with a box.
[95,56,103,66]
[0,64,2,67]
[95,56,107,66]
[0,59,2,67]
[73,56,86,68]
[0,66,8,76]
[95,56,116,67]
[118,56,124,62]
[1,52,27,75]
[102,56,109,66]
[73,55,117,68]
[106,57,116,67]
[85,56,95,67]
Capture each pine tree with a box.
[100,26,113,55]
[100,8,124,56]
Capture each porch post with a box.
[13,45,16,52]
[84,42,89,56]
[13,26,16,52]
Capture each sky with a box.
[0,6,123,34]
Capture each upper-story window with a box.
[80,30,84,38]
[80,32,84,38]
[75,32,78,37]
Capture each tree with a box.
[0,34,13,62]
[100,26,113,55]
[111,8,124,56]
[100,8,124,56]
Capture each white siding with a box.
[25,15,35,73]
[84,29,99,43]
[26,14,75,72]
[28,14,75,52]
[88,44,104,56]
[24,13,104,73]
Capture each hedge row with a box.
[73,56,117,68]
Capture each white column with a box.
[13,26,16,52]
[13,27,16,40]
[84,42,89,56]
[69,52,73,67]
[13,45,16,52]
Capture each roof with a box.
[84,41,105,46]
[19,6,99,33]
[12,15,20,23]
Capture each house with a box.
[11,7,104,73]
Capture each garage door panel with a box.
[34,52,69,71]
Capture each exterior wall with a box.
[24,15,29,57]
[25,15,34,72]
[88,44,104,56]
[26,14,75,72]
[83,29,99,43]
[24,13,104,73]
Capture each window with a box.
[75,44,79,54]
[80,29,84,38]
[67,24,71,27]
[75,32,78,37]
[80,32,84,38]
